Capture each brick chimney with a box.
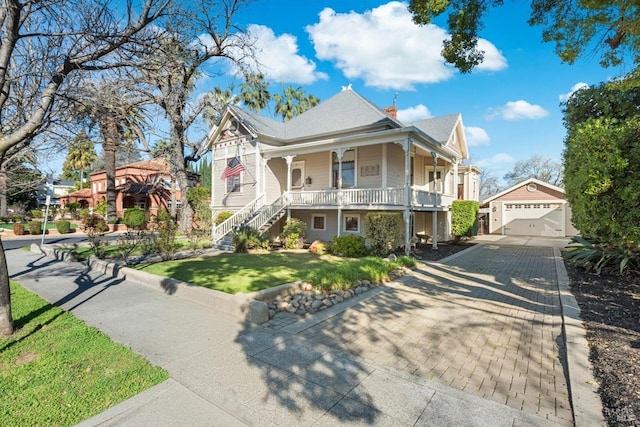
[384,92,399,119]
[384,105,397,119]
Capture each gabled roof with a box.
[409,114,461,144]
[209,88,471,162]
[216,88,401,144]
[482,178,565,205]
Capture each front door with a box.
[291,161,305,190]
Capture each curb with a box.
[553,246,606,426]
[32,244,270,325]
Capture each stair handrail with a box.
[244,193,288,232]
[212,194,265,242]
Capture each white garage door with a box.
[503,203,564,237]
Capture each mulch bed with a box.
[565,264,640,426]
[413,241,476,262]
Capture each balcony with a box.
[286,188,454,210]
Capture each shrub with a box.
[28,221,42,235]
[451,200,479,241]
[232,225,269,253]
[12,223,24,235]
[155,208,178,260]
[30,210,43,219]
[565,236,639,275]
[215,211,233,225]
[56,220,71,234]
[363,212,402,256]
[66,202,81,212]
[123,207,147,230]
[280,218,306,249]
[78,208,90,219]
[0,216,9,223]
[81,214,109,258]
[330,234,369,257]
[12,215,22,223]
[94,200,107,216]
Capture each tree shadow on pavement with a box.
[234,284,429,425]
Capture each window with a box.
[343,214,360,232]
[428,171,442,192]
[226,174,241,193]
[312,214,326,230]
[333,149,355,188]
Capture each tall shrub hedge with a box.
[451,200,479,241]
[364,212,402,255]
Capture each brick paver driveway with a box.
[293,244,573,425]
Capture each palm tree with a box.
[240,73,271,113]
[273,85,320,122]
[203,86,239,127]
[71,80,149,221]
[64,131,97,189]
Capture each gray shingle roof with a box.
[228,89,460,146]
[409,113,460,143]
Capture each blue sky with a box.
[213,0,628,184]
[46,1,629,184]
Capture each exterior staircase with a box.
[212,194,289,251]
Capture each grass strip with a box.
[0,281,168,427]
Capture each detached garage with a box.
[482,178,579,237]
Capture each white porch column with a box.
[285,155,294,220]
[334,148,345,236]
[404,139,412,255]
[254,143,261,200]
[431,151,439,250]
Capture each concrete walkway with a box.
[5,236,603,426]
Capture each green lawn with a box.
[136,251,416,294]
[0,282,168,427]
[137,251,348,294]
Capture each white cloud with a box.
[487,100,549,121]
[465,126,490,146]
[398,104,432,122]
[559,82,589,101]
[306,1,507,90]
[226,24,328,84]
[475,39,508,72]
[476,153,516,168]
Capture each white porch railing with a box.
[286,187,452,208]
[212,194,265,242]
[244,194,287,231]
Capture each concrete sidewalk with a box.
[5,237,602,426]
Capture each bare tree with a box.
[139,0,252,232]
[479,170,502,199]
[503,155,564,187]
[0,0,172,336]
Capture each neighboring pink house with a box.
[481,178,579,237]
[60,159,185,218]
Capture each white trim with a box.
[343,213,360,233]
[311,214,326,231]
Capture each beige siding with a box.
[291,152,332,191]
[386,142,405,188]
[414,211,449,242]
[357,145,383,188]
[290,210,339,242]
[489,201,503,234]
[211,140,258,209]
[265,158,286,204]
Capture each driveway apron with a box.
[269,244,573,426]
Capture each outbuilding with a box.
[481,178,579,237]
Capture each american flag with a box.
[220,156,245,179]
